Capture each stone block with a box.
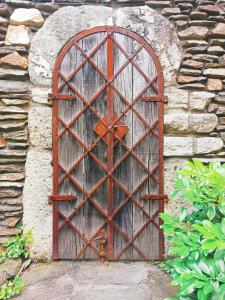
[203,68,225,79]
[165,113,217,133]
[31,87,51,105]
[0,80,28,94]
[165,86,189,109]
[189,91,215,111]
[207,78,223,91]
[207,46,225,55]
[193,137,223,154]
[188,114,218,133]
[211,23,225,38]
[29,106,52,149]
[0,136,6,148]
[164,137,193,156]
[10,8,44,27]
[23,148,52,260]
[178,26,208,40]
[164,114,189,133]
[0,68,27,80]
[0,217,20,227]
[0,173,24,181]
[0,228,20,236]
[5,25,30,46]
[0,51,28,69]
[182,59,204,69]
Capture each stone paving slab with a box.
[15,261,177,300]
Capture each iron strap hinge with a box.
[48,93,76,102]
[141,194,169,202]
[142,96,168,103]
[48,195,76,205]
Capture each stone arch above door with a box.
[25,5,182,260]
[29,5,182,88]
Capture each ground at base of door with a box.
[15,261,177,300]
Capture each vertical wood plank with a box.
[57,43,84,259]
[113,33,133,259]
[132,46,159,259]
[82,32,108,259]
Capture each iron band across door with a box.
[51,26,167,261]
[48,195,76,204]
[48,93,77,101]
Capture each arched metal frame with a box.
[50,26,167,260]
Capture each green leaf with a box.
[203,282,214,295]
[207,205,216,220]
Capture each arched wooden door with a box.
[50,26,167,261]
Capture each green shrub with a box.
[0,226,33,263]
[160,160,225,300]
[0,275,26,300]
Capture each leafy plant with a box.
[0,275,26,300]
[160,160,225,300]
[0,226,33,263]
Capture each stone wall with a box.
[0,0,225,259]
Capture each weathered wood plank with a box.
[132,46,159,259]
[113,33,133,260]
[82,32,107,259]
[57,42,85,259]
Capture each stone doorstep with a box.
[15,262,177,300]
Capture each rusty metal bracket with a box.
[48,93,77,103]
[48,195,76,205]
[141,194,169,202]
[142,96,168,103]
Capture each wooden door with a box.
[50,26,167,260]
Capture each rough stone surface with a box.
[0,51,28,69]
[31,87,51,105]
[10,8,44,27]
[165,86,189,109]
[211,23,225,37]
[208,78,223,91]
[23,148,52,261]
[164,137,193,156]
[28,106,52,149]
[16,262,177,300]
[165,113,217,133]
[164,137,223,156]
[189,91,215,111]
[0,258,22,287]
[189,114,218,133]
[29,5,182,87]
[178,26,208,40]
[5,25,30,46]
[203,68,225,78]
[0,173,24,181]
[164,114,189,133]
[0,217,20,227]
[0,80,28,93]
[194,137,223,154]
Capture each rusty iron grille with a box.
[51,26,167,261]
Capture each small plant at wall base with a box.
[0,226,33,263]
[0,227,32,299]
[0,276,26,300]
[160,160,225,300]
